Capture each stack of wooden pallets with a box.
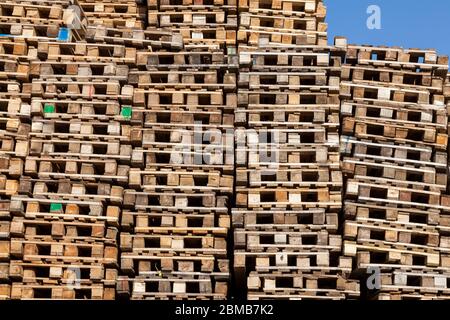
[116,0,237,300]
[0,38,32,300]
[4,1,135,297]
[78,0,147,29]
[340,45,450,300]
[147,0,237,49]
[233,1,359,300]
[0,0,87,42]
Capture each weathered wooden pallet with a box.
[343,241,440,269]
[235,167,342,189]
[342,65,445,91]
[31,79,133,102]
[373,270,450,294]
[29,118,130,142]
[371,292,449,300]
[10,217,118,242]
[234,251,354,275]
[246,272,359,300]
[30,61,129,81]
[342,117,447,148]
[123,189,229,213]
[130,147,235,173]
[235,187,342,210]
[340,81,442,106]
[345,45,448,76]
[117,275,227,300]
[344,220,440,248]
[235,104,339,127]
[128,168,233,194]
[133,88,233,109]
[10,196,121,226]
[340,137,446,168]
[18,178,123,203]
[11,282,115,300]
[136,106,235,128]
[79,0,146,29]
[30,98,130,122]
[128,70,236,92]
[231,208,338,232]
[9,260,117,286]
[343,202,442,228]
[150,10,237,29]
[136,50,238,70]
[234,229,342,252]
[238,0,325,15]
[24,157,130,182]
[120,233,227,258]
[85,26,183,50]
[345,179,447,211]
[342,158,446,190]
[39,41,136,64]
[238,89,339,107]
[341,101,447,131]
[10,237,118,265]
[121,211,229,236]
[120,252,229,275]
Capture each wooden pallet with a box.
[343,241,440,269]
[120,252,229,275]
[246,272,359,300]
[123,190,229,213]
[10,237,118,266]
[10,196,121,226]
[9,260,117,286]
[136,50,238,70]
[11,282,114,300]
[121,211,229,236]
[238,0,326,17]
[120,233,227,257]
[344,220,440,248]
[345,45,448,76]
[345,179,446,211]
[85,26,183,50]
[10,217,118,242]
[38,41,137,65]
[79,0,146,29]
[234,250,354,275]
[232,208,338,232]
[340,137,446,168]
[117,275,228,300]
[30,98,130,122]
[234,229,342,252]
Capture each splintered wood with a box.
[0,0,449,301]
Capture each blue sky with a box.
[325,0,450,57]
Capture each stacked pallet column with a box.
[5,1,133,297]
[0,0,87,42]
[233,0,359,300]
[0,38,31,300]
[78,0,147,29]
[340,45,450,300]
[116,0,237,299]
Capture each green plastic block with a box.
[50,203,63,212]
[44,103,55,114]
[121,106,132,118]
